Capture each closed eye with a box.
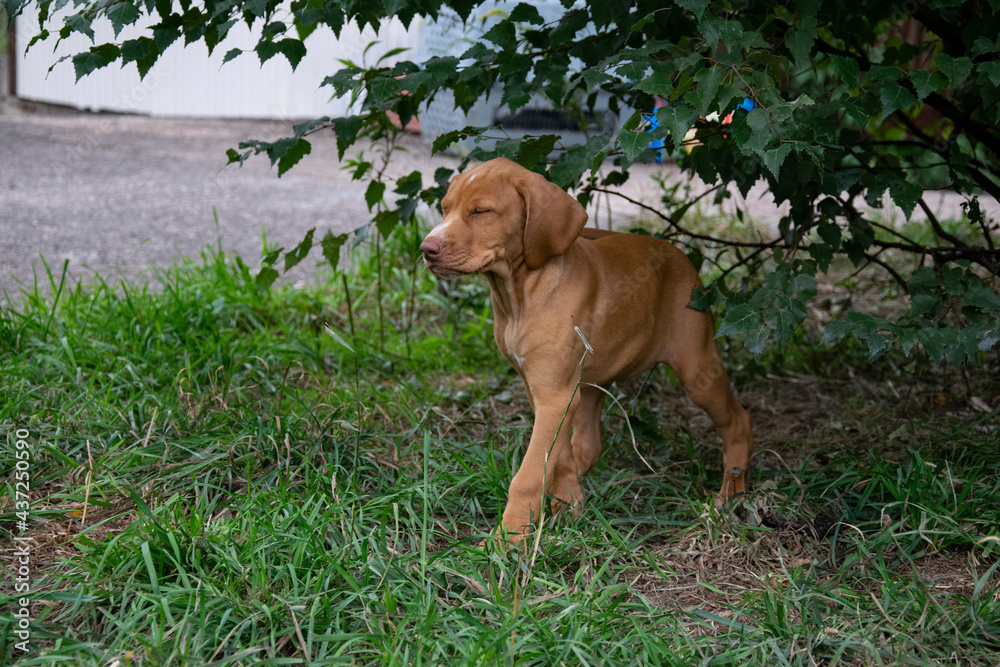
[471,207,493,216]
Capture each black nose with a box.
[420,238,442,259]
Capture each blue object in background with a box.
[643,112,666,163]
[645,98,755,161]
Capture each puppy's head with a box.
[420,158,588,276]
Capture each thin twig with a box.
[863,251,910,293]
[918,198,966,248]
[584,186,783,249]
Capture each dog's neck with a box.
[484,266,524,322]
[484,248,570,323]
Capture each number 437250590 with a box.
[14,433,31,525]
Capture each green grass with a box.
[2,226,999,665]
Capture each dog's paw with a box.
[480,523,532,549]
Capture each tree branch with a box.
[917,198,966,248]
[584,185,785,249]
[863,250,910,293]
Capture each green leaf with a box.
[263,21,286,36]
[370,75,401,101]
[762,143,792,179]
[3,0,29,20]
[699,16,743,51]
[321,231,348,272]
[331,116,361,160]
[632,70,673,97]
[422,55,460,85]
[786,17,817,64]
[971,36,999,58]
[431,129,463,155]
[830,55,860,88]
[396,197,419,224]
[499,78,533,113]
[277,138,310,176]
[816,219,842,250]
[509,3,544,24]
[676,0,709,21]
[808,242,834,272]
[496,50,532,77]
[483,19,516,51]
[121,37,159,78]
[218,48,241,66]
[935,53,973,88]
[292,116,329,138]
[843,216,875,265]
[694,65,723,115]
[254,266,279,291]
[283,228,315,272]
[394,171,423,196]
[619,130,651,162]
[255,40,280,65]
[745,268,817,350]
[978,61,1000,87]
[276,39,307,70]
[865,65,902,85]
[965,282,1000,312]
[821,312,892,361]
[322,67,362,97]
[324,324,355,353]
[715,82,742,116]
[889,179,923,221]
[375,209,400,237]
[153,25,181,52]
[655,104,696,149]
[66,14,95,41]
[550,8,589,46]
[909,69,946,101]
[738,107,771,157]
[977,324,1000,352]
[717,304,768,356]
[72,44,120,81]
[517,135,558,170]
[365,181,386,210]
[628,12,656,37]
[106,2,141,38]
[549,134,612,189]
[616,61,653,82]
[72,52,106,81]
[582,67,613,89]
[879,82,917,121]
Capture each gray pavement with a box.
[0,110,455,300]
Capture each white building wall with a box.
[14,9,420,118]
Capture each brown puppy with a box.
[420,158,753,537]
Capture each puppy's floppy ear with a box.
[516,170,589,269]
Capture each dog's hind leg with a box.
[668,315,754,505]
[571,385,606,475]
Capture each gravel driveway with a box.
[2,108,992,303]
[0,110,455,299]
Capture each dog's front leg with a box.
[500,396,583,538]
